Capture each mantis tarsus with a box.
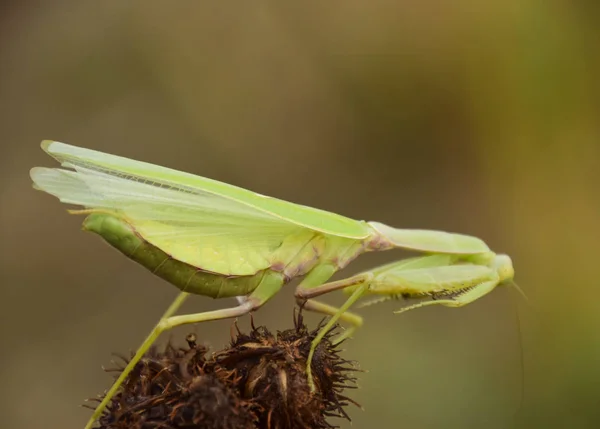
[30,140,516,429]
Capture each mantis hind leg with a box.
[83,291,190,429]
[84,274,283,429]
[394,279,499,315]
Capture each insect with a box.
[30,140,516,429]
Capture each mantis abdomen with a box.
[83,213,277,298]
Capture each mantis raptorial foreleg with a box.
[84,275,283,429]
[296,257,504,392]
[394,278,500,314]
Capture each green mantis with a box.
[30,140,516,429]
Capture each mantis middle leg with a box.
[295,270,374,392]
[298,299,364,345]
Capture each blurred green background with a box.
[1,1,599,428]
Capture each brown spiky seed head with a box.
[95,313,359,429]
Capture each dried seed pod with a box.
[96,337,257,429]
[215,313,359,429]
[93,313,359,429]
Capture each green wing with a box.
[368,221,490,255]
[30,141,369,275]
[38,141,370,237]
[373,264,497,294]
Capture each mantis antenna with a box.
[511,281,530,304]
[508,281,529,425]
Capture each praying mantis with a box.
[30,140,516,429]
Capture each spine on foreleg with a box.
[81,213,275,298]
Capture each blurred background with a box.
[1,1,599,428]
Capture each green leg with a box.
[295,269,373,393]
[300,299,363,345]
[295,270,372,345]
[394,279,499,315]
[304,284,368,392]
[295,271,373,301]
[83,291,190,429]
[84,275,283,429]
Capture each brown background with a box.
[1,2,599,428]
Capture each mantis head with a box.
[493,253,528,303]
[493,254,515,284]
